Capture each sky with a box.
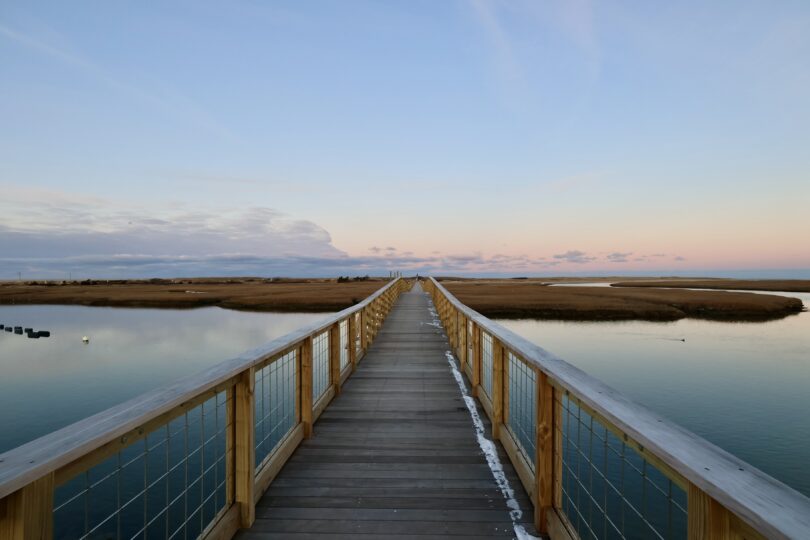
[1,1,809,278]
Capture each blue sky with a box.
[1,1,809,278]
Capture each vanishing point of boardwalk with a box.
[239,283,537,539]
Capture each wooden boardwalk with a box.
[237,283,538,539]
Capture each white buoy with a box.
[82,336,89,343]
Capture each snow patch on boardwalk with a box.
[426,294,538,539]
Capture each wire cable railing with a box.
[424,276,810,540]
[0,278,410,540]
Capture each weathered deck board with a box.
[238,283,537,539]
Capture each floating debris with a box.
[82,336,90,343]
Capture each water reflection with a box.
[0,305,328,453]
[497,291,810,497]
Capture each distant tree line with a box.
[336,276,371,283]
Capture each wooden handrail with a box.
[0,278,404,501]
[426,277,810,540]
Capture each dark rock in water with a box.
[0,324,4,329]
[4,327,11,332]
[38,331,51,337]
[27,332,39,339]
[14,327,23,334]
[24,327,33,333]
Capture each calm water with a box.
[0,305,327,453]
[497,290,810,498]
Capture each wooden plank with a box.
[535,371,554,534]
[547,508,577,540]
[429,278,810,540]
[254,424,305,503]
[478,387,494,424]
[0,279,404,500]
[491,338,504,440]
[300,338,313,439]
[472,323,481,398]
[348,315,357,372]
[235,367,256,528]
[689,482,735,539]
[226,386,235,506]
[243,282,538,539]
[201,504,239,540]
[499,428,534,501]
[312,386,335,423]
[0,473,53,540]
[553,392,563,509]
[329,323,341,396]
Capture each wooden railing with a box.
[0,278,411,540]
[424,277,810,540]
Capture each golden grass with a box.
[611,279,810,293]
[0,278,388,312]
[442,280,804,321]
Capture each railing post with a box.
[329,322,341,396]
[553,392,563,511]
[688,483,731,539]
[459,315,467,371]
[361,308,369,350]
[472,323,481,397]
[300,337,313,438]
[234,367,256,528]
[492,338,504,439]
[534,371,554,534]
[349,314,357,372]
[0,473,54,540]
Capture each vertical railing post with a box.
[534,371,554,534]
[492,338,504,439]
[362,307,369,350]
[472,323,481,397]
[300,337,313,438]
[459,315,467,371]
[0,474,54,540]
[553,391,563,511]
[329,322,341,396]
[349,314,357,372]
[234,367,256,527]
[688,484,731,539]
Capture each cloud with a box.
[468,0,522,84]
[606,251,632,263]
[553,250,596,264]
[0,186,345,278]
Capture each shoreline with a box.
[0,278,389,313]
[1,277,806,322]
[441,279,805,322]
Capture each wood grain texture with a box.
[0,473,53,540]
[430,278,810,540]
[237,283,537,539]
[535,370,554,534]
[0,279,403,500]
[235,368,256,527]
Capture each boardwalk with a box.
[239,283,537,539]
